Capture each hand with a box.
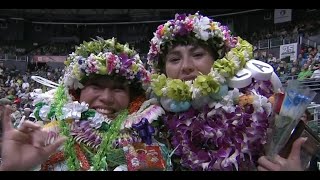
[257,137,307,171]
[0,105,66,171]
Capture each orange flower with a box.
[129,95,146,114]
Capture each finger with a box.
[1,105,14,132]
[18,120,41,133]
[257,166,269,171]
[274,155,287,166]
[288,137,307,159]
[257,156,279,170]
[32,130,49,148]
[42,136,67,156]
[8,130,31,143]
[44,131,59,146]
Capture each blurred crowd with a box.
[0,64,63,127]
[254,46,320,82]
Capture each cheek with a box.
[114,92,130,109]
[79,88,96,104]
[165,63,179,79]
[197,58,213,74]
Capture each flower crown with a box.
[147,12,238,73]
[63,37,150,91]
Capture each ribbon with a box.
[132,118,155,145]
[285,90,310,106]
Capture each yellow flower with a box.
[209,22,216,31]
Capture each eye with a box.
[113,88,126,93]
[168,57,180,63]
[113,84,127,93]
[193,52,204,58]
[88,84,100,90]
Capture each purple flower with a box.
[118,53,129,63]
[175,14,187,21]
[163,104,270,171]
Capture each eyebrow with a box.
[167,45,202,56]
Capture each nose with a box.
[181,58,195,75]
[98,88,114,105]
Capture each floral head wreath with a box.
[147,12,238,73]
[148,12,254,102]
[63,37,151,91]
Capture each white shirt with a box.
[311,69,320,79]
[22,82,30,90]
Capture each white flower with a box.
[39,105,51,121]
[226,52,240,69]
[64,76,84,89]
[251,90,272,116]
[209,69,226,84]
[88,112,109,129]
[60,101,89,121]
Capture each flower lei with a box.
[163,84,273,171]
[63,37,150,90]
[32,82,167,171]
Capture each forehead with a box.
[167,44,206,54]
[84,75,129,88]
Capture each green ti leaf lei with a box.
[50,85,80,171]
[91,109,128,171]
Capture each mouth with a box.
[182,76,197,81]
[95,108,116,119]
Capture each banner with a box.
[280,43,298,61]
[33,56,67,63]
[274,9,292,24]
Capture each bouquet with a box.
[265,80,316,159]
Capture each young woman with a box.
[147,12,305,171]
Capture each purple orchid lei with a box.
[162,80,273,171]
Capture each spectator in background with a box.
[276,61,289,82]
[298,64,313,80]
[22,80,30,90]
[311,63,320,79]
[267,54,277,64]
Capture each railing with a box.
[255,35,317,50]
[0,53,29,61]
[307,104,320,137]
[300,36,317,48]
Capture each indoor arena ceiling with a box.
[0,9,255,23]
